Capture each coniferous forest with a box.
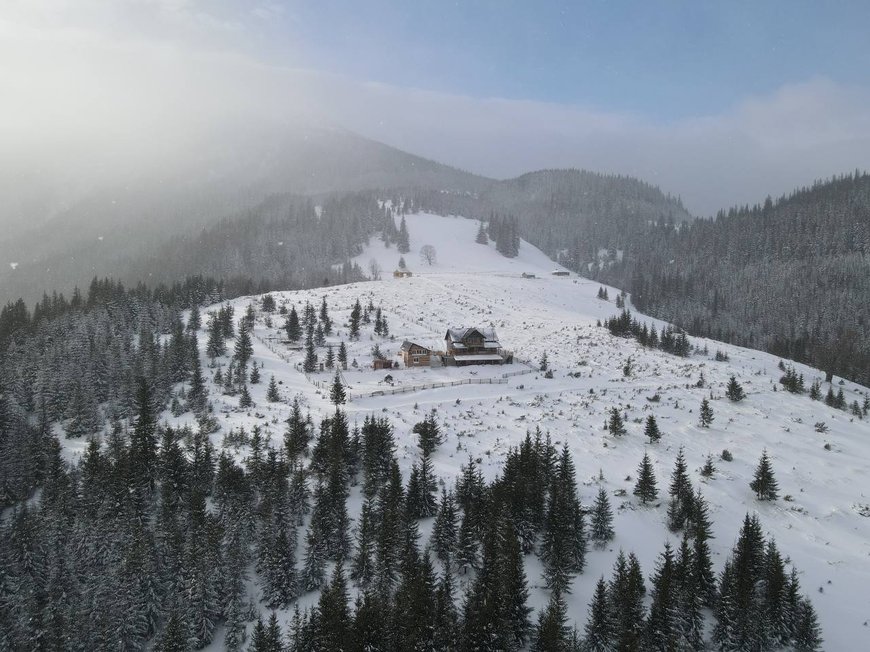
[0,283,824,651]
[414,170,870,386]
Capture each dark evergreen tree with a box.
[206,316,226,358]
[266,376,280,402]
[633,452,658,505]
[319,296,332,335]
[667,447,694,532]
[475,220,489,244]
[793,598,823,652]
[531,590,572,652]
[397,215,410,254]
[645,542,678,650]
[608,551,646,650]
[303,331,317,374]
[608,407,627,437]
[540,445,587,592]
[285,306,302,343]
[699,398,714,428]
[590,486,615,548]
[644,414,662,443]
[239,384,253,409]
[584,577,615,652]
[726,375,746,402]
[412,412,442,457]
[349,300,362,340]
[330,371,346,405]
[750,449,779,501]
[233,320,254,369]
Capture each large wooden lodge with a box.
[400,327,508,367]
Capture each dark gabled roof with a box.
[445,327,501,346]
[400,339,433,352]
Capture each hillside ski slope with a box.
[99,213,868,649]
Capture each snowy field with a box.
[99,213,869,648]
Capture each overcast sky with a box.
[2,0,870,217]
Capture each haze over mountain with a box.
[0,126,491,301]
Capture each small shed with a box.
[373,359,394,370]
[551,270,570,277]
[393,269,413,278]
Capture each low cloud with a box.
[2,1,869,224]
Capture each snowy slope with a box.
[353,212,568,276]
[168,213,869,649]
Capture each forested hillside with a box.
[122,192,392,295]
[0,128,488,304]
[411,168,693,265]
[0,276,224,504]
[0,267,831,651]
[600,172,870,385]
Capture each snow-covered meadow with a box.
[153,213,870,648]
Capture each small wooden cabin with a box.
[373,359,394,370]
[400,340,432,367]
[393,269,413,278]
[551,270,570,277]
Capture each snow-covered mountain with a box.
[100,213,868,649]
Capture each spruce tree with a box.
[667,447,693,531]
[475,220,489,244]
[793,598,823,651]
[285,306,301,343]
[266,376,280,402]
[540,445,586,592]
[206,316,226,358]
[319,296,332,335]
[249,364,260,384]
[700,453,716,477]
[590,486,615,548]
[633,452,658,505]
[233,320,253,369]
[329,371,346,405]
[349,300,361,340]
[315,561,351,650]
[351,500,376,590]
[689,490,717,606]
[584,577,615,652]
[433,570,459,650]
[608,407,627,436]
[726,375,746,401]
[155,610,190,652]
[397,215,410,253]
[412,412,442,457]
[337,341,348,367]
[644,414,661,443]
[531,590,572,651]
[431,489,458,568]
[645,542,678,650]
[239,385,253,409]
[303,332,317,373]
[750,449,779,500]
[699,398,714,428]
[608,551,646,649]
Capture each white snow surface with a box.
[78,213,870,649]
